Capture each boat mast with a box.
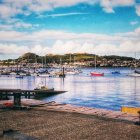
[28,55,29,74]
[95,55,96,71]
[42,57,44,68]
[34,54,37,73]
[70,54,71,65]
[60,58,62,68]
[134,52,136,71]
[45,55,46,68]
[73,56,75,69]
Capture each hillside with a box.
[0,53,139,67]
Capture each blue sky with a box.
[0,0,140,59]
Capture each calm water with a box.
[0,68,140,111]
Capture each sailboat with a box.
[128,53,140,77]
[128,70,140,77]
[65,54,82,75]
[90,55,104,76]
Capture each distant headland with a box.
[0,52,139,68]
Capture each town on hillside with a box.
[0,53,139,68]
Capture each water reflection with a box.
[0,68,140,111]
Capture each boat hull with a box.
[90,72,104,76]
[128,73,140,77]
[121,106,140,115]
[112,71,120,74]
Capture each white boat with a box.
[65,69,81,75]
[19,73,27,76]
[30,73,39,76]
[35,82,54,91]
[128,72,140,77]
[38,73,50,77]
[128,53,140,77]
[10,72,17,75]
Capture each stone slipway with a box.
[0,99,139,123]
[36,101,140,123]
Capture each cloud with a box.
[100,0,135,13]
[0,29,125,44]
[0,26,140,56]
[0,26,140,45]
[0,4,22,19]
[14,22,33,28]
[0,39,140,58]
[38,12,88,18]
[0,44,29,55]
[0,0,138,19]
[135,4,140,16]
[0,21,39,31]
[102,7,115,13]
[130,21,138,25]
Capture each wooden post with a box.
[138,111,140,123]
[0,92,2,100]
[13,93,21,106]
[28,92,30,99]
[25,92,27,99]
[62,67,64,76]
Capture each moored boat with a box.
[90,55,104,77]
[128,73,140,77]
[121,106,140,115]
[90,72,104,76]
[15,75,24,78]
[128,53,140,77]
[111,71,120,74]
[34,82,54,91]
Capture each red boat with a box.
[90,72,104,76]
[90,55,104,77]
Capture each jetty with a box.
[0,88,66,106]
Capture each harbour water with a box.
[0,68,140,111]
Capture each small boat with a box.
[128,53,140,77]
[30,73,39,76]
[34,82,54,91]
[121,106,140,115]
[38,73,50,77]
[128,73,140,77]
[10,72,17,75]
[111,71,120,74]
[90,55,104,77]
[134,70,140,74]
[128,69,140,77]
[15,76,24,78]
[34,86,54,91]
[90,72,104,76]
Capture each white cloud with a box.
[0,25,140,57]
[135,4,140,16]
[0,21,38,31]
[14,22,32,28]
[0,29,125,44]
[0,44,29,55]
[38,12,88,18]
[100,0,135,13]
[0,0,138,19]
[0,3,23,19]
[0,39,139,57]
[130,21,138,25]
[0,26,140,44]
[103,7,115,13]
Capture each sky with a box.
[0,0,140,59]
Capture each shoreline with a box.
[0,99,139,123]
[0,100,140,140]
